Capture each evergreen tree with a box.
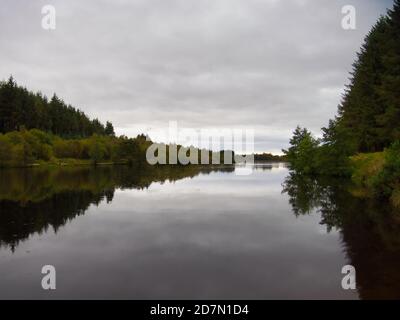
[0,77,112,138]
[105,121,115,136]
[286,1,400,176]
[336,1,400,153]
[283,126,319,174]
[375,0,400,144]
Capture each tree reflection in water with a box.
[0,165,234,251]
[282,172,400,299]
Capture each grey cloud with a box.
[0,0,393,153]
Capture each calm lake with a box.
[0,164,399,299]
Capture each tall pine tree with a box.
[335,0,400,153]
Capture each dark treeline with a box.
[284,1,400,206]
[253,153,287,162]
[338,3,400,153]
[0,76,114,137]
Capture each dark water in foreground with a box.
[0,164,399,299]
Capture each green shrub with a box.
[12,142,34,166]
[0,135,12,166]
[350,152,386,188]
[88,136,106,164]
[373,141,400,197]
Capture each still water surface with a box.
[0,164,399,299]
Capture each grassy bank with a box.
[0,128,150,168]
[350,148,400,209]
[1,157,133,168]
[33,158,129,167]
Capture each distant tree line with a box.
[0,128,149,167]
[0,76,115,137]
[0,77,239,168]
[0,77,152,167]
[253,153,287,162]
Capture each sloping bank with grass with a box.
[0,76,152,167]
[283,1,400,209]
[0,127,151,168]
[350,144,400,208]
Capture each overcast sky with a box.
[0,0,394,153]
